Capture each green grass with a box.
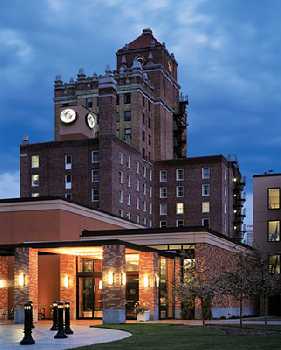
[71,324,281,350]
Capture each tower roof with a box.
[125,28,161,50]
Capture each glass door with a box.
[78,277,94,318]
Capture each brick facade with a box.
[102,244,126,323]
[13,248,38,323]
[59,255,76,319]
[139,251,159,320]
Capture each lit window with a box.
[268,188,280,209]
[202,202,210,213]
[92,169,99,182]
[32,193,39,198]
[160,170,167,182]
[160,221,167,228]
[91,188,99,202]
[31,155,39,168]
[31,174,39,187]
[176,203,184,215]
[202,218,209,227]
[269,255,280,274]
[176,219,184,228]
[160,203,167,216]
[160,187,167,198]
[119,190,124,203]
[91,151,99,163]
[176,186,184,197]
[268,220,280,241]
[202,167,210,179]
[65,174,72,189]
[120,153,124,165]
[65,154,72,170]
[119,171,124,184]
[202,184,210,196]
[124,111,131,121]
[176,169,184,181]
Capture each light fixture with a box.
[121,272,126,286]
[63,275,69,288]
[0,279,7,288]
[108,271,114,285]
[98,280,103,290]
[18,273,27,287]
[155,274,160,288]
[143,274,149,288]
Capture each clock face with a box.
[60,108,76,124]
[86,112,97,129]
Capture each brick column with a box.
[59,255,76,319]
[139,252,159,320]
[0,256,9,319]
[14,248,38,323]
[102,245,126,324]
[174,257,182,319]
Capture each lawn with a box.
[72,324,281,350]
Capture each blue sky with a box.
[1,0,281,224]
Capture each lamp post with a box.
[54,302,67,339]
[28,301,35,329]
[50,302,59,331]
[20,303,35,345]
[64,302,74,335]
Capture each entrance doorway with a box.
[76,258,102,319]
[126,272,139,319]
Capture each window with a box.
[137,198,140,210]
[149,186,152,198]
[65,174,72,189]
[119,209,124,218]
[31,155,39,168]
[65,192,72,201]
[137,161,140,174]
[120,152,124,165]
[202,201,210,213]
[92,169,99,182]
[160,203,167,216]
[202,167,210,179]
[160,187,167,198]
[176,169,184,181]
[119,190,124,203]
[144,217,147,226]
[202,218,209,227]
[119,171,124,184]
[124,128,132,143]
[128,175,131,188]
[137,180,140,192]
[148,134,151,146]
[136,215,140,224]
[160,220,167,228]
[160,170,167,182]
[65,154,72,170]
[31,174,39,187]
[176,203,184,214]
[91,151,99,163]
[202,184,210,196]
[268,188,280,209]
[268,220,280,241]
[124,111,131,121]
[116,94,119,105]
[32,193,39,198]
[143,201,147,212]
[128,193,131,206]
[148,117,151,129]
[177,219,184,228]
[143,183,146,195]
[124,93,131,104]
[269,255,280,274]
[85,97,93,108]
[128,156,131,168]
[176,186,184,198]
[142,130,145,142]
[92,188,99,202]
[149,203,152,215]
[143,113,145,125]
[143,166,147,178]
[149,169,152,181]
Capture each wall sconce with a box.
[108,271,114,285]
[98,280,103,290]
[18,273,27,287]
[63,275,69,288]
[143,274,149,288]
[0,279,7,288]
[121,272,126,286]
[155,274,160,288]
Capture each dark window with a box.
[143,113,145,125]
[142,148,145,159]
[148,100,151,111]
[116,113,120,122]
[124,93,131,104]
[143,95,145,106]
[148,117,151,129]
[202,218,209,228]
[86,97,93,108]
[148,135,151,146]
[124,111,131,121]
[116,95,119,105]
[142,131,145,142]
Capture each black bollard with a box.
[28,301,35,329]
[20,303,35,345]
[50,302,59,331]
[54,302,67,339]
[64,302,74,335]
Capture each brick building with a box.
[20,28,245,241]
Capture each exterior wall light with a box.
[143,274,149,288]
[155,274,160,287]
[121,272,126,286]
[0,279,7,288]
[63,275,69,288]
[98,280,103,290]
[108,271,114,285]
[18,272,27,287]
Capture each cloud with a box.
[0,172,19,199]
[0,29,32,62]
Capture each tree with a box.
[176,262,216,327]
[216,252,257,328]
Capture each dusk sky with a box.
[1,0,281,225]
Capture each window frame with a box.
[267,188,281,210]
[31,155,40,169]
[202,167,210,179]
[176,168,184,181]
[160,170,168,183]
[267,220,281,242]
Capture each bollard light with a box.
[50,302,59,331]
[54,302,67,339]
[20,303,35,345]
[28,301,35,329]
[64,302,74,335]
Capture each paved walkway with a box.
[0,324,131,350]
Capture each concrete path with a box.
[0,324,131,350]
